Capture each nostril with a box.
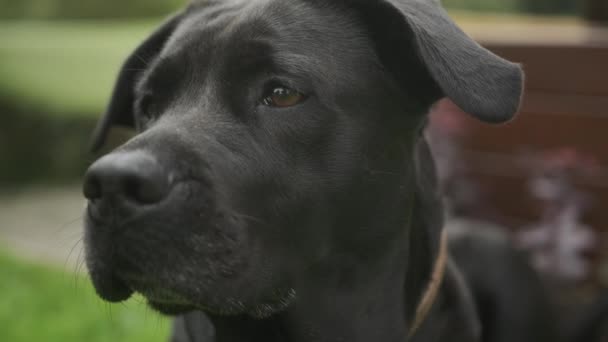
[124,176,140,203]
[83,174,102,200]
[123,175,168,205]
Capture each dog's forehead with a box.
[160,0,375,71]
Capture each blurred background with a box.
[0,0,606,341]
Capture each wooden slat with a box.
[522,92,608,118]
[462,112,607,163]
[430,98,608,232]
[459,149,608,189]
[462,21,608,47]
[487,45,608,95]
[464,169,608,232]
[435,90,608,120]
[434,101,608,165]
[430,36,608,235]
[584,0,608,22]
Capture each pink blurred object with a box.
[427,100,468,185]
[428,103,601,283]
[429,99,470,139]
[517,149,599,283]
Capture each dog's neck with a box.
[205,238,446,342]
[208,247,410,342]
[205,229,446,342]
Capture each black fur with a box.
[83,1,525,341]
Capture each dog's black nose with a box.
[83,151,170,205]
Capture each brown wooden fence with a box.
[431,20,608,283]
[436,20,608,231]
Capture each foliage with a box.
[443,0,521,13]
[443,0,579,15]
[0,5,580,184]
[518,0,580,15]
[0,20,154,183]
[0,251,171,342]
[0,0,580,19]
[0,109,95,184]
[0,0,185,19]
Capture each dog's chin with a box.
[144,283,297,319]
[147,301,196,316]
[89,267,293,318]
[146,286,298,319]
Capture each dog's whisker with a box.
[53,215,84,235]
[74,245,86,277]
[64,235,84,274]
[106,303,115,323]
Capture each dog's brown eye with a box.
[262,87,305,108]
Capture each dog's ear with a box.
[90,13,184,152]
[354,0,524,123]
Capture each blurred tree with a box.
[443,0,521,13]
[0,0,186,19]
[518,0,579,15]
[583,0,608,22]
[444,0,580,15]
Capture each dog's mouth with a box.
[88,266,297,318]
[88,264,199,313]
[83,183,299,318]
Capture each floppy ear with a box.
[90,13,184,152]
[353,0,524,123]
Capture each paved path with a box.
[0,185,85,271]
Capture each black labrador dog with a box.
[82,0,524,341]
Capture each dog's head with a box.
[83,0,522,318]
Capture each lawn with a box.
[0,20,157,117]
[0,251,171,341]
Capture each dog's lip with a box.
[147,301,195,315]
[89,269,134,303]
[116,272,192,306]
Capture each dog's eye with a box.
[261,87,305,108]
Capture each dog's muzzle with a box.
[82,150,175,302]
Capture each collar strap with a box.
[408,228,449,338]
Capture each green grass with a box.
[0,20,157,117]
[0,250,171,342]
